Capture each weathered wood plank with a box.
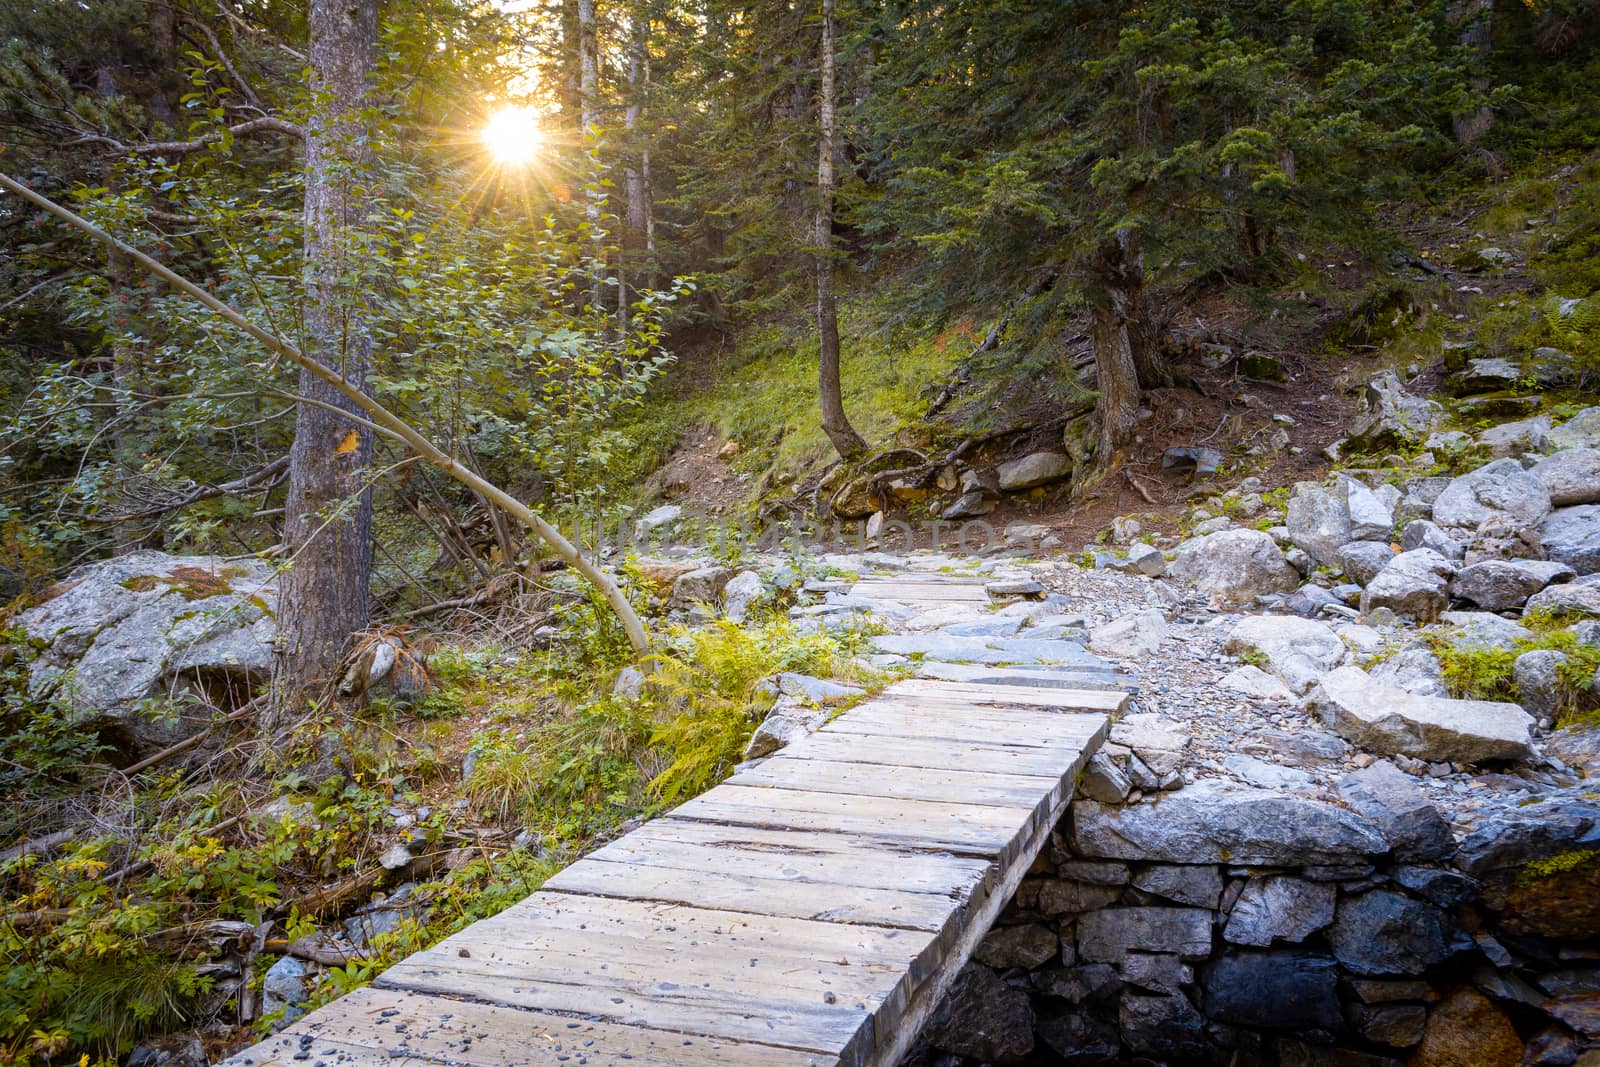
[821,703,1107,746]
[671,785,1032,859]
[546,856,964,932]
[222,988,828,1067]
[885,677,1129,712]
[730,755,1059,808]
[775,730,1096,777]
[576,819,996,896]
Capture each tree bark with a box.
[815,0,866,461]
[1088,232,1153,467]
[271,0,379,725]
[1452,0,1495,145]
[624,4,653,259]
[578,0,605,313]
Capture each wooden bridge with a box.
[222,574,1123,1067]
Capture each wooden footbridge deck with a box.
[223,575,1123,1067]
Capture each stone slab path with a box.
[219,573,1125,1067]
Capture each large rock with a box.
[1527,577,1600,617]
[1224,615,1347,696]
[1168,528,1300,606]
[1337,761,1453,862]
[1130,865,1223,909]
[18,552,277,761]
[743,698,827,759]
[669,565,735,607]
[1201,952,1342,1030]
[1449,559,1575,611]
[1513,649,1567,716]
[1369,647,1448,698]
[1223,876,1337,947]
[1120,992,1208,1060]
[1432,458,1552,530]
[1331,889,1457,976]
[922,963,1034,1063]
[1287,483,1353,566]
[996,451,1072,491]
[1476,414,1550,458]
[1454,795,1600,938]
[1339,541,1399,587]
[1532,448,1600,507]
[1548,406,1600,451]
[1088,608,1168,658]
[1077,907,1213,963]
[1401,519,1464,560]
[721,570,766,622]
[1306,666,1534,763]
[1540,505,1600,575]
[261,956,311,1027]
[1435,610,1533,652]
[1346,479,1395,541]
[974,923,1060,969]
[1347,372,1444,452]
[1072,782,1387,865]
[1360,549,1455,622]
[1412,988,1522,1067]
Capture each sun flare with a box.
[482,107,543,165]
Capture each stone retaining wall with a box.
[905,773,1600,1066]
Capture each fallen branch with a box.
[67,116,304,156]
[0,173,653,664]
[0,828,74,867]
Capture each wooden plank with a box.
[776,730,1095,778]
[375,958,875,1063]
[885,678,1129,712]
[730,756,1059,808]
[222,988,828,1067]
[579,819,996,897]
[670,784,1032,858]
[822,703,1107,747]
[546,857,965,932]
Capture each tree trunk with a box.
[1452,0,1495,145]
[1088,233,1155,467]
[578,0,605,313]
[624,4,653,261]
[815,0,866,461]
[271,0,379,726]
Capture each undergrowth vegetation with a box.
[1427,611,1600,726]
[0,575,883,1063]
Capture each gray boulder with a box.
[1224,615,1347,695]
[632,503,683,539]
[1287,483,1352,566]
[1077,906,1213,963]
[1089,608,1167,658]
[1540,505,1600,575]
[1223,877,1337,947]
[1548,406,1600,451]
[1346,478,1395,540]
[1512,649,1567,717]
[1347,372,1444,452]
[1124,542,1166,577]
[1167,528,1300,606]
[1454,794,1600,938]
[669,565,735,607]
[1450,559,1575,611]
[1432,458,1552,530]
[721,570,767,622]
[1130,865,1224,909]
[1077,753,1131,804]
[261,956,311,1027]
[1072,782,1388,865]
[1369,647,1448,698]
[743,698,828,759]
[1337,761,1454,862]
[996,451,1072,491]
[18,551,277,760]
[1331,890,1457,976]
[1435,610,1533,652]
[1361,548,1455,622]
[1400,519,1464,560]
[1339,541,1397,586]
[1306,665,1535,763]
[1526,577,1600,618]
[1476,414,1550,458]
[1531,448,1600,506]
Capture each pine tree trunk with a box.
[815,0,866,461]
[271,0,379,727]
[578,0,605,312]
[1452,0,1495,145]
[1089,233,1155,466]
[624,4,653,262]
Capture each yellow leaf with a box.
[335,430,360,454]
